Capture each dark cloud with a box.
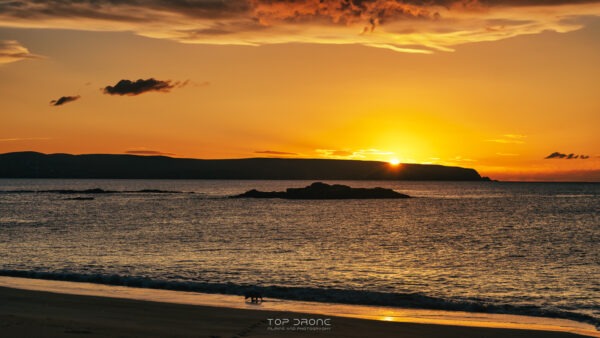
[255,150,298,155]
[481,0,600,5]
[103,78,186,96]
[50,95,80,106]
[0,0,247,21]
[3,1,597,25]
[125,150,175,156]
[545,152,590,159]
[1,1,598,53]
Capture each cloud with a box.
[450,155,477,162]
[545,152,590,159]
[0,40,42,64]
[487,139,525,144]
[487,134,527,144]
[317,149,354,157]
[125,149,175,156]
[50,95,80,106]
[316,148,394,159]
[0,137,50,142]
[503,134,527,139]
[0,1,598,53]
[330,150,355,156]
[103,78,187,96]
[255,150,298,156]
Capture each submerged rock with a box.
[63,196,95,201]
[234,182,410,199]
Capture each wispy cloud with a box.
[316,148,394,159]
[50,95,81,106]
[0,1,598,53]
[487,139,525,144]
[316,149,354,157]
[125,149,175,156]
[545,152,590,159]
[487,134,527,144]
[449,156,477,162]
[0,40,42,64]
[255,150,298,156]
[0,137,50,142]
[503,134,527,139]
[103,78,187,96]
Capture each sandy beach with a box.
[1,281,597,338]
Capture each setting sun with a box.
[389,158,401,166]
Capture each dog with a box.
[244,291,263,303]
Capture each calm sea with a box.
[0,179,598,326]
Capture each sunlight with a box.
[389,158,401,166]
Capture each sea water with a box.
[0,179,598,326]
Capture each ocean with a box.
[0,179,598,327]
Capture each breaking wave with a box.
[1,269,597,327]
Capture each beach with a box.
[1,277,599,338]
[0,286,591,338]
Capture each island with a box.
[0,152,490,181]
[233,182,410,199]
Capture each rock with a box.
[235,189,286,198]
[234,182,410,199]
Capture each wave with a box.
[0,269,597,327]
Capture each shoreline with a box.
[1,276,598,337]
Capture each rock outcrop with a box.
[234,182,410,199]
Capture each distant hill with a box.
[0,152,489,181]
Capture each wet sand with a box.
[1,285,595,338]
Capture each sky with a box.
[0,0,599,181]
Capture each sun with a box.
[388,158,401,166]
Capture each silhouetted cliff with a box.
[0,152,488,181]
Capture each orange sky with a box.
[0,0,599,181]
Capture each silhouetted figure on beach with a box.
[244,291,263,303]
